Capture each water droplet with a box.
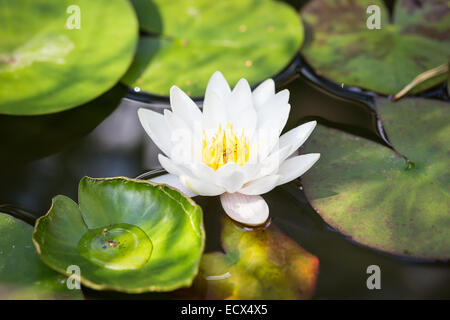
[78,223,152,271]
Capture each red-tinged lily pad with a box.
[301,97,450,260]
[178,217,319,299]
[0,213,83,299]
[301,0,450,95]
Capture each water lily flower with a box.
[138,71,319,226]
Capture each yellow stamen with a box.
[202,123,250,170]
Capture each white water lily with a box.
[138,71,319,226]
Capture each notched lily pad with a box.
[0,0,138,115]
[301,98,450,260]
[32,177,205,293]
[178,218,319,299]
[0,213,83,299]
[301,0,450,95]
[122,0,303,97]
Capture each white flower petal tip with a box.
[303,120,317,133]
[253,78,275,107]
[137,108,172,155]
[220,193,269,227]
[276,152,321,186]
[147,173,197,198]
[205,71,231,99]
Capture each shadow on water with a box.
[0,84,127,168]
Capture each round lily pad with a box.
[178,217,319,299]
[0,213,83,299]
[301,0,450,95]
[32,177,205,293]
[301,97,450,260]
[122,0,303,97]
[0,0,138,115]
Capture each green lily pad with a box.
[0,0,138,115]
[301,97,450,260]
[0,213,83,299]
[178,217,319,299]
[301,0,450,95]
[32,177,205,293]
[122,0,303,97]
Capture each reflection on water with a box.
[0,84,127,167]
[176,216,319,300]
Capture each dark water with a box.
[1,0,449,299]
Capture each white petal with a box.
[232,104,258,140]
[256,90,291,139]
[228,78,253,116]
[254,145,292,179]
[205,71,231,101]
[148,173,197,198]
[238,162,260,182]
[216,162,247,193]
[220,193,269,226]
[252,126,280,162]
[278,121,317,161]
[252,79,275,108]
[257,89,290,117]
[180,175,225,196]
[253,98,291,162]
[170,86,202,129]
[159,155,225,196]
[164,110,201,164]
[189,162,220,184]
[202,91,227,131]
[232,78,253,101]
[138,108,172,156]
[239,175,280,195]
[276,153,320,186]
[259,102,290,136]
[158,154,191,177]
[164,109,190,132]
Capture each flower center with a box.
[202,123,250,170]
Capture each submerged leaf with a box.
[178,217,319,299]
